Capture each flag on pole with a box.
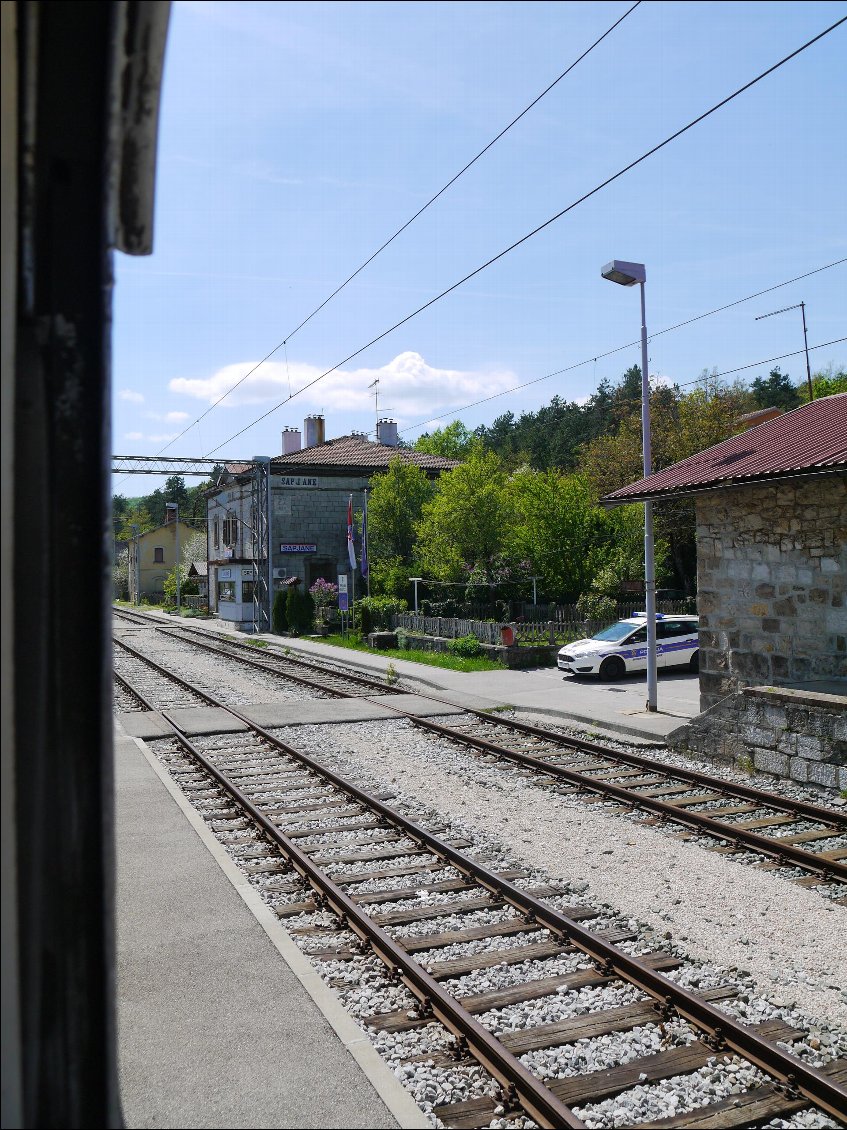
[347,495,357,569]
[361,493,368,578]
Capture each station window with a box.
[218,580,236,602]
[242,580,254,604]
[153,547,164,563]
[223,518,238,547]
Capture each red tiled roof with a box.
[269,434,459,472]
[603,393,847,505]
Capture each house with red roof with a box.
[603,394,846,787]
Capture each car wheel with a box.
[689,650,699,673]
[599,656,626,681]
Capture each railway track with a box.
[113,610,847,887]
[115,655,847,1128]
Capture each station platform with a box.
[114,726,427,1130]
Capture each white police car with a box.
[558,613,699,680]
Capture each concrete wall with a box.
[669,686,846,790]
[695,473,847,709]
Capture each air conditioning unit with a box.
[273,568,288,579]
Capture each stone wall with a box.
[270,472,369,589]
[695,473,847,709]
[669,686,846,790]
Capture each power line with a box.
[398,261,846,435]
[206,15,846,457]
[406,337,847,437]
[154,1,642,457]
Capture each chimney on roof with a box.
[736,405,783,430]
[303,415,325,448]
[282,427,301,454]
[376,418,398,447]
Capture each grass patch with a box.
[314,634,504,673]
[245,638,270,648]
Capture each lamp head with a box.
[601,259,646,286]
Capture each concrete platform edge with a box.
[128,732,429,1130]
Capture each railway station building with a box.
[205,416,457,627]
[604,393,846,788]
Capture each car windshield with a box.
[591,621,638,643]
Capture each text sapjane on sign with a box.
[279,543,317,553]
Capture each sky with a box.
[112,0,846,494]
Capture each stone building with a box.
[205,416,457,627]
[604,394,846,788]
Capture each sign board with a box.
[338,574,349,611]
[278,476,319,487]
[218,568,232,580]
[240,566,253,578]
[280,542,317,553]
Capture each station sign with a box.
[338,573,349,611]
[279,542,317,553]
[277,476,319,487]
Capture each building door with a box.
[307,559,336,588]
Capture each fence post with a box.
[548,620,555,645]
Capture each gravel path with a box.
[279,717,847,1028]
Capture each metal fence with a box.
[394,601,695,647]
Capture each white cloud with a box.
[168,351,517,421]
[144,410,190,422]
[118,388,144,403]
[123,431,177,443]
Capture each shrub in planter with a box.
[447,634,484,658]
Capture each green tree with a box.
[114,502,155,541]
[798,364,847,402]
[415,447,508,580]
[367,457,436,563]
[414,420,474,460]
[504,470,607,601]
[750,367,802,412]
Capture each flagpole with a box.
[363,489,370,597]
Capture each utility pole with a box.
[131,524,140,604]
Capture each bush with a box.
[356,601,373,638]
[272,589,288,633]
[447,634,485,658]
[356,594,408,630]
[286,586,314,634]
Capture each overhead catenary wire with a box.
[403,336,847,437]
[154,1,642,457]
[204,15,846,458]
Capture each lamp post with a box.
[410,577,423,614]
[600,260,658,712]
[166,502,181,611]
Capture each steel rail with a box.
[114,613,845,881]
[112,668,157,711]
[158,712,586,1129]
[115,609,398,696]
[115,610,843,825]
[155,697,847,1123]
[113,638,222,707]
[401,713,846,883]
[457,709,846,829]
[114,613,845,879]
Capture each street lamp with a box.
[409,577,423,614]
[600,260,658,713]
